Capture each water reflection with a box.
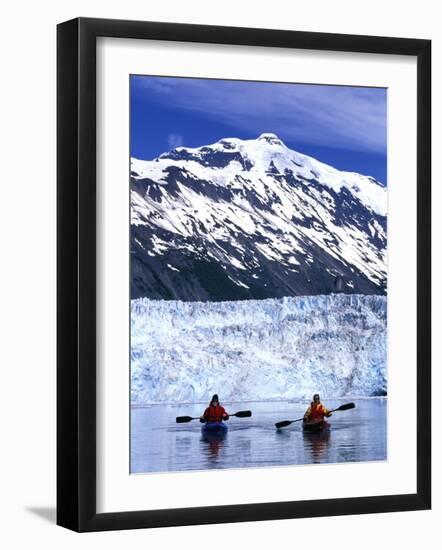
[302,430,331,462]
[175,434,193,449]
[131,399,387,473]
[174,434,194,470]
[200,431,227,460]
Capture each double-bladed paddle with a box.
[275,402,355,429]
[176,410,252,423]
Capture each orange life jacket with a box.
[307,403,329,420]
[203,404,228,423]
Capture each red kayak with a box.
[302,419,330,433]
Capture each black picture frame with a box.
[57,17,431,532]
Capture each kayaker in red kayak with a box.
[200,394,229,424]
[303,394,332,422]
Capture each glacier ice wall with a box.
[131,294,387,404]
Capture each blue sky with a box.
[130,75,387,183]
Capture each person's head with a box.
[313,393,320,404]
[210,394,219,406]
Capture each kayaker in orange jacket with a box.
[201,394,229,424]
[303,394,332,422]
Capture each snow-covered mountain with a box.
[131,294,387,404]
[131,133,387,300]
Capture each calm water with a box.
[131,398,387,474]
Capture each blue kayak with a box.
[202,422,228,435]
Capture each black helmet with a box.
[211,394,219,404]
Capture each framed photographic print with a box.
[57,17,431,531]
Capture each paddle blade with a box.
[337,402,355,411]
[275,420,292,429]
[233,410,252,418]
[176,416,193,423]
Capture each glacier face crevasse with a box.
[131,294,387,404]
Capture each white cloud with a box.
[167,133,184,149]
[134,76,386,154]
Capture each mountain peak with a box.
[133,133,386,217]
[257,133,285,146]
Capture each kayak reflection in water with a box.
[201,428,227,460]
[200,394,230,424]
[303,428,331,461]
[303,394,332,423]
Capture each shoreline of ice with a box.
[131,395,388,408]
